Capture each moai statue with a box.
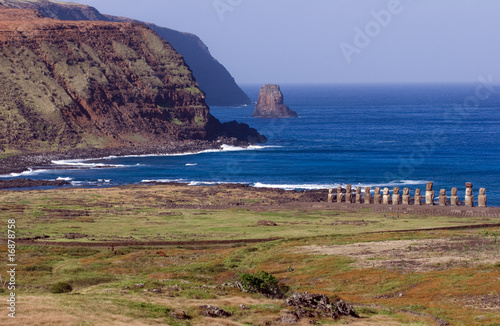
[478,188,487,207]
[392,187,401,205]
[364,187,372,204]
[355,187,362,204]
[450,188,458,206]
[465,182,474,207]
[402,188,411,205]
[345,184,353,204]
[414,189,422,206]
[382,187,391,205]
[373,187,381,204]
[439,189,447,206]
[328,188,334,203]
[425,182,435,205]
[336,186,343,203]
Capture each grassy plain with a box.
[0,184,499,325]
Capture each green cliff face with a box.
[0,7,216,153]
[0,0,252,106]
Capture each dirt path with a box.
[17,237,282,247]
[15,223,500,248]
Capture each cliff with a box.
[252,85,298,118]
[0,6,264,154]
[0,0,252,106]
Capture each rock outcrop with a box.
[0,6,264,153]
[0,0,251,106]
[285,292,358,320]
[252,84,297,118]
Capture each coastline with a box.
[0,138,250,176]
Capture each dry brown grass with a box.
[2,296,151,326]
[298,236,500,272]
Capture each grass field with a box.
[0,184,499,325]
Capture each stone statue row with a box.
[327,182,486,207]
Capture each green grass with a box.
[171,118,183,126]
[0,185,499,325]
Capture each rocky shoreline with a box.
[0,178,70,189]
[0,138,250,176]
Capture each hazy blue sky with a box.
[70,0,500,85]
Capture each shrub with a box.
[24,264,53,272]
[50,282,73,294]
[238,271,289,298]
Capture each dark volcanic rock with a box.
[198,305,232,318]
[252,84,297,118]
[1,0,251,107]
[0,178,70,189]
[285,292,359,320]
[258,220,277,226]
[218,120,267,143]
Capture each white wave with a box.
[140,179,246,187]
[185,163,198,166]
[51,159,125,168]
[141,178,187,183]
[85,144,281,160]
[139,179,429,191]
[187,181,247,186]
[253,182,329,190]
[56,177,73,181]
[0,168,50,178]
[252,180,429,191]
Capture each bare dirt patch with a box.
[299,237,500,272]
[452,293,500,311]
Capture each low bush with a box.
[50,282,72,294]
[237,271,289,298]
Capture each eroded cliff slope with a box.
[0,0,252,106]
[0,6,263,154]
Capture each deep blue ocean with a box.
[2,84,500,205]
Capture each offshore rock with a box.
[252,84,298,118]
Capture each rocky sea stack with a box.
[252,84,297,118]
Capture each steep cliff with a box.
[0,6,263,154]
[0,0,252,106]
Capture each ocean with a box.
[2,84,500,205]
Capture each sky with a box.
[69,0,500,85]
